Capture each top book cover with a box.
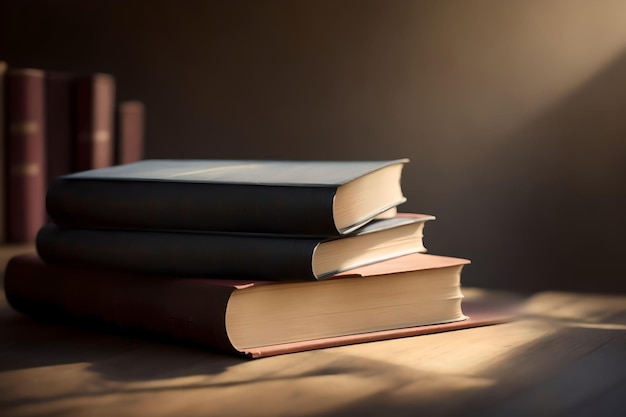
[46,159,409,236]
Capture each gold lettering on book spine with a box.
[93,130,111,143]
[10,121,39,135]
[11,163,40,176]
[9,68,44,78]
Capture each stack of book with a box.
[4,159,481,358]
[0,60,145,243]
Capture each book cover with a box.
[36,213,434,281]
[46,159,409,235]
[116,100,144,164]
[5,68,47,242]
[3,252,512,359]
[74,73,115,171]
[0,61,6,242]
[45,71,74,183]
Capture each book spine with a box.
[115,100,144,164]
[0,61,7,242]
[74,73,115,171]
[36,224,320,280]
[5,69,47,242]
[45,72,75,183]
[4,254,240,355]
[46,179,340,235]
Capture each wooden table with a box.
[1,246,625,417]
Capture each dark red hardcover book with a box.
[0,61,7,242]
[5,68,47,242]
[116,100,144,164]
[4,253,517,358]
[45,72,74,182]
[73,73,115,171]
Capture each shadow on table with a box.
[1,290,625,417]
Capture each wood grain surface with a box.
[0,247,624,417]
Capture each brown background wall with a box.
[2,0,626,293]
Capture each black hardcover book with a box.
[36,214,434,281]
[46,159,409,236]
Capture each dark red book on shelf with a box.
[116,100,145,164]
[74,73,115,171]
[4,252,517,358]
[5,68,47,242]
[45,72,74,183]
[0,61,7,242]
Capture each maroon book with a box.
[45,72,75,183]
[116,101,144,164]
[0,61,7,242]
[74,73,115,171]
[5,69,47,242]
[4,252,516,358]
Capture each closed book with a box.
[5,68,47,242]
[4,252,487,358]
[45,72,75,182]
[115,100,144,164]
[46,159,408,236]
[0,61,6,242]
[74,73,115,171]
[36,213,433,281]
